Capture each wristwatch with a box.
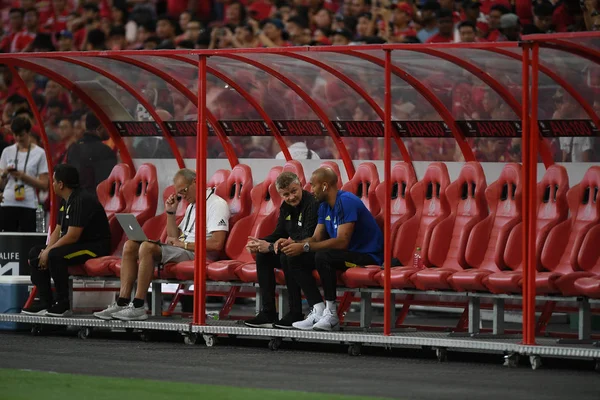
[184,242,188,250]
[268,243,274,253]
[303,242,310,253]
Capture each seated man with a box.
[285,168,383,331]
[93,168,230,321]
[245,171,320,329]
[22,164,111,317]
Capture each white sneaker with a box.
[313,308,340,332]
[292,307,322,331]
[112,304,148,321]
[93,303,128,320]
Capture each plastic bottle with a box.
[35,205,46,233]
[413,247,423,269]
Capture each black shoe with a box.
[273,312,304,329]
[21,301,50,316]
[46,301,72,317]
[244,312,276,328]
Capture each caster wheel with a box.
[348,343,361,357]
[78,327,92,340]
[203,334,217,347]
[140,331,153,342]
[31,325,42,336]
[184,333,199,345]
[268,337,282,351]
[504,353,520,368]
[530,356,542,370]
[435,348,448,362]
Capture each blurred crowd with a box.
[0,0,598,166]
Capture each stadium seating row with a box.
[70,160,600,302]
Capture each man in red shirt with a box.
[460,0,489,38]
[426,8,454,43]
[44,0,71,33]
[486,4,509,41]
[0,8,24,52]
[11,7,38,52]
[389,3,418,43]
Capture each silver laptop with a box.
[116,214,161,244]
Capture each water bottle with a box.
[35,205,46,233]
[413,247,423,269]
[206,311,219,320]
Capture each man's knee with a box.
[139,241,161,259]
[123,240,141,257]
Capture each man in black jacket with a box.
[245,171,320,329]
[65,113,117,197]
[22,164,111,317]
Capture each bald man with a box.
[280,168,383,331]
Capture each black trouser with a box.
[1,206,36,232]
[301,250,377,304]
[29,240,111,305]
[256,251,318,316]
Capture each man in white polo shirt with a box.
[94,168,230,321]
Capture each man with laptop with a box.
[94,168,230,321]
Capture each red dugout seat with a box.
[96,163,131,221]
[345,163,451,289]
[448,163,522,292]
[341,162,381,216]
[207,169,231,200]
[343,162,417,288]
[537,166,600,295]
[221,164,253,227]
[572,226,600,298]
[282,160,306,187]
[196,166,280,282]
[83,164,158,276]
[412,162,488,291]
[484,165,570,294]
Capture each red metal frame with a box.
[160,54,288,162]
[540,39,600,64]
[280,52,413,164]
[485,48,600,136]
[194,55,208,325]
[408,48,554,168]
[8,65,57,228]
[383,50,392,336]
[205,66,292,161]
[341,49,476,162]
[1,59,135,171]
[104,55,239,167]
[215,53,357,178]
[55,56,186,169]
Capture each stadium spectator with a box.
[107,25,127,50]
[245,171,320,329]
[350,0,371,18]
[45,0,71,33]
[55,29,74,51]
[276,137,320,159]
[85,28,107,50]
[0,8,24,52]
[498,13,521,41]
[460,0,489,37]
[458,20,477,42]
[417,1,441,43]
[155,14,178,46]
[0,116,49,232]
[387,2,417,42]
[522,1,555,34]
[11,7,39,52]
[22,163,111,317]
[288,168,383,331]
[486,4,510,41]
[93,168,230,321]
[331,27,353,44]
[427,8,454,43]
[64,113,116,197]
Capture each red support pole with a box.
[194,55,208,326]
[383,50,392,336]
[521,43,531,343]
[8,65,56,229]
[525,42,540,345]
